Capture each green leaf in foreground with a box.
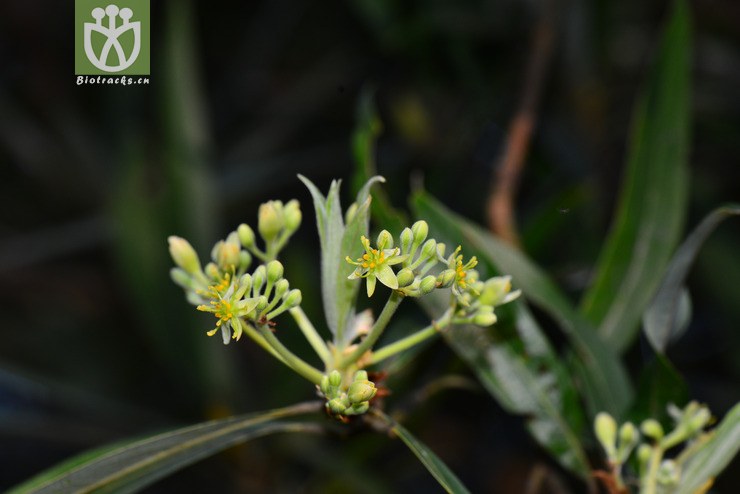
[643,204,740,353]
[371,410,471,494]
[580,0,692,351]
[675,402,740,494]
[412,190,632,417]
[9,401,323,494]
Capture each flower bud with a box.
[238,250,252,272]
[396,268,415,287]
[478,276,512,306]
[329,370,342,387]
[595,412,618,459]
[273,278,290,299]
[266,260,284,283]
[252,265,266,294]
[617,422,639,462]
[237,223,255,248]
[205,262,220,280]
[283,199,302,232]
[688,407,711,433]
[283,289,302,308]
[377,229,393,249]
[411,220,428,245]
[420,239,437,260]
[436,269,456,288]
[353,370,369,382]
[637,444,652,470]
[419,275,437,295]
[400,227,413,254]
[236,274,253,298]
[168,236,201,274]
[258,200,284,241]
[348,380,377,404]
[216,240,240,270]
[327,398,347,415]
[346,402,370,415]
[473,309,497,326]
[641,419,664,440]
[320,375,331,395]
[255,296,269,311]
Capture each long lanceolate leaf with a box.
[675,402,740,494]
[644,204,740,353]
[9,402,323,494]
[580,0,692,351]
[412,191,633,418]
[371,410,471,494]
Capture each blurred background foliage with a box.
[1,0,739,492]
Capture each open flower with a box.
[196,276,260,344]
[346,235,406,297]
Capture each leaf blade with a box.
[372,410,471,494]
[643,204,740,353]
[580,0,692,351]
[9,402,322,494]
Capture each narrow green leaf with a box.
[580,0,692,351]
[9,402,323,494]
[644,204,740,353]
[675,402,740,494]
[372,410,471,494]
[412,191,633,417]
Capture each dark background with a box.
[1,0,739,492]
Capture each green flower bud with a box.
[237,223,255,248]
[396,268,415,287]
[595,412,618,460]
[258,200,284,241]
[353,370,369,382]
[170,268,192,289]
[168,236,201,274]
[252,265,266,294]
[327,398,347,414]
[637,444,652,475]
[478,276,512,306]
[420,239,437,260]
[617,422,639,462]
[688,407,711,433]
[283,289,302,308]
[273,278,290,299]
[284,199,302,231]
[266,260,284,283]
[255,296,269,311]
[329,370,342,387]
[345,402,369,415]
[641,419,664,440]
[348,380,377,404]
[320,375,330,395]
[473,310,497,327]
[238,250,252,272]
[400,227,413,254]
[205,262,220,280]
[411,220,428,245]
[236,274,253,298]
[437,269,456,288]
[377,229,393,249]
[419,275,437,294]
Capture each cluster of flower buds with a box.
[238,199,302,261]
[452,273,521,327]
[595,401,714,490]
[594,412,640,466]
[169,232,301,344]
[320,370,378,417]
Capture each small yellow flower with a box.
[448,246,478,298]
[346,235,406,297]
[196,277,259,344]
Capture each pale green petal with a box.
[386,254,408,266]
[375,264,398,289]
[366,274,377,297]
